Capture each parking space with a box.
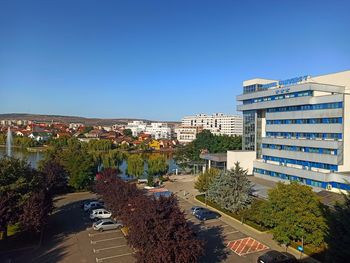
[176,197,270,262]
[87,225,135,263]
[227,237,269,256]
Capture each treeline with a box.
[95,169,203,262]
[0,134,38,148]
[176,130,242,162]
[0,156,67,239]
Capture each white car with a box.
[90,208,112,220]
[84,201,103,212]
[93,219,123,232]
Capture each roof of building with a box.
[200,153,227,162]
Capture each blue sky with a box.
[0,0,349,121]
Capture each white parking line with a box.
[89,230,121,237]
[225,230,239,235]
[91,237,124,244]
[96,252,134,262]
[93,245,127,253]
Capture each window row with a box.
[262,155,338,171]
[253,168,350,190]
[262,143,338,155]
[265,132,343,140]
[266,117,342,125]
[243,91,312,105]
[267,102,343,113]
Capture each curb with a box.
[194,196,321,263]
[194,196,266,235]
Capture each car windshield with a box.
[95,220,103,225]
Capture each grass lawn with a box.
[7,224,20,237]
[0,224,40,252]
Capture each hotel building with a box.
[236,70,350,191]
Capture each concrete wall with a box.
[227,150,256,174]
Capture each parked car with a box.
[191,206,208,215]
[92,219,123,232]
[195,210,221,221]
[90,209,112,220]
[81,199,97,209]
[84,201,103,212]
[257,250,297,263]
[86,204,105,213]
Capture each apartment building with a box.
[181,113,243,136]
[175,126,203,144]
[125,121,173,139]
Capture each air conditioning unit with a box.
[327,184,332,191]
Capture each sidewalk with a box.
[165,175,320,263]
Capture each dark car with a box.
[195,210,221,221]
[190,206,208,215]
[257,250,297,263]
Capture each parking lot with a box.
[82,202,136,263]
[177,198,270,263]
[86,227,135,263]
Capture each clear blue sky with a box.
[1,0,349,121]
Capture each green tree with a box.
[126,154,144,178]
[194,168,221,193]
[123,128,133,137]
[60,139,97,190]
[147,155,168,176]
[264,182,327,247]
[0,157,41,238]
[82,126,93,134]
[326,189,350,262]
[175,130,242,162]
[207,162,252,213]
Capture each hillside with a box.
[0,113,180,126]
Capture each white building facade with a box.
[145,123,172,140]
[235,70,350,192]
[125,121,147,137]
[181,113,243,136]
[126,121,173,139]
[175,126,203,144]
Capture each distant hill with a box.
[0,113,180,126]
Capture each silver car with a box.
[92,219,123,232]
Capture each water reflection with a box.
[0,149,178,175]
[0,148,44,169]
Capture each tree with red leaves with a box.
[20,190,53,232]
[0,156,54,238]
[94,169,203,262]
[127,195,203,263]
[40,159,68,196]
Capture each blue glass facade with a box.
[267,102,342,113]
[262,144,337,155]
[254,168,350,190]
[266,117,342,125]
[262,155,338,171]
[266,132,342,140]
[243,90,312,105]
